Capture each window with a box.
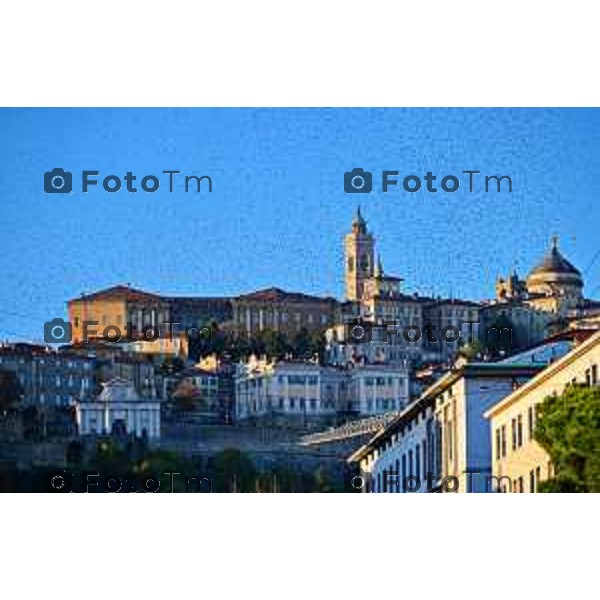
[517,476,524,493]
[401,454,407,492]
[415,444,421,480]
[408,450,414,478]
[528,406,534,439]
[395,459,400,493]
[530,470,535,493]
[495,428,501,460]
[592,364,598,385]
[536,466,541,488]
[511,418,517,451]
[501,425,507,458]
[517,414,523,447]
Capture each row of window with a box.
[364,377,404,387]
[371,441,428,493]
[239,311,329,325]
[495,363,600,461]
[285,375,319,385]
[365,399,400,412]
[18,374,92,388]
[244,397,335,413]
[0,357,92,370]
[495,405,539,459]
[497,467,542,493]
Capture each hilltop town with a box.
[2,209,599,492]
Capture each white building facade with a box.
[235,358,409,420]
[349,361,546,493]
[76,378,161,439]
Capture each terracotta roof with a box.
[69,285,164,303]
[235,287,336,304]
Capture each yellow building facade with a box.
[485,330,600,492]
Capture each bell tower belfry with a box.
[345,207,375,301]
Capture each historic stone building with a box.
[0,342,96,407]
[68,285,172,343]
[331,210,483,367]
[231,287,337,338]
[75,378,161,439]
[235,356,409,420]
[488,236,599,349]
[68,285,232,344]
[495,237,584,316]
[344,207,377,302]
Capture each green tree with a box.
[211,448,257,492]
[534,385,600,492]
[458,338,483,361]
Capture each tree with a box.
[210,448,257,492]
[534,385,600,492]
[172,378,205,412]
[458,338,483,361]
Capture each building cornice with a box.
[484,329,600,419]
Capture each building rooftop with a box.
[484,329,600,419]
[235,287,336,304]
[527,237,582,280]
[69,285,164,304]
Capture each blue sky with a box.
[1,108,600,342]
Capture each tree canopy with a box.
[534,385,600,492]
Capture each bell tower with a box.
[345,207,375,301]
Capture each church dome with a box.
[526,237,583,291]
